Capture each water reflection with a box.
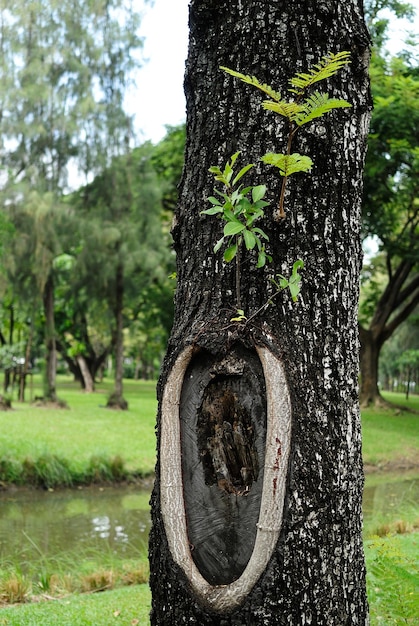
[0,485,151,565]
[363,471,419,531]
[0,474,418,567]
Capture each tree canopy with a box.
[359,19,419,405]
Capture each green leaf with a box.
[295,91,351,126]
[292,259,304,272]
[289,281,301,301]
[262,100,305,120]
[224,243,238,262]
[245,210,263,226]
[252,226,269,240]
[243,229,256,250]
[232,163,254,186]
[207,196,222,205]
[288,51,351,93]
[223,208,236,222]
[256,250,266,268]
[261,152,313,176]
[220,66,282,101]
[214,237,224,253]
[251,184,267,203]
[209,165,222,174]
[230,308,247,322]
[224,220,245,236]
[201,206,223,215]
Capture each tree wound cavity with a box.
[180,346,267,585]
[159,343,291,611]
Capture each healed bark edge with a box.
[160,343,292,612]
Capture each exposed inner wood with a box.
[180,344,267,585]
[198,377,259,495]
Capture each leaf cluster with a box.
[201,152,271,268]
[272,260,305,302]
[220,51,351,217]
[261,153,313,178]
[221,51,351,126]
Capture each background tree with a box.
[149,1,371,623]
[0,0,148,402]
[359,45,419,406]
[378,314,419,391]
[151,124,186,213]
[74,143,168,408]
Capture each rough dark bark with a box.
[150,1,371,624]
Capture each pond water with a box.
[0,473,418,568]
[363,471,419,531]
[0,484,151,567]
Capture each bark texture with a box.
[150,1,371,623]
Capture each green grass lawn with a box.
[0,376,157,479]
[362,392,419,467]
[0,584,151,625]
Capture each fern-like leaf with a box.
[220,66,282,102]
[262,100,305,120]
[288,51,351,94]
[295,91,351,126]
[261,153,313,177]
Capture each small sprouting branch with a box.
[221,51,352,218]
[201,52,350,319]
[201,151,271,309]
[242,259,305,325]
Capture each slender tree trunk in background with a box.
[359,326,384,407]
[359,259,419,406]
[76,355,95,393]
[18,321,33,402]
[43,274,57,403]
[107,262,128,409]
[150,1,371,623]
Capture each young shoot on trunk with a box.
[221,51,352,219]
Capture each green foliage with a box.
[273,260,305,302]
[151,124,186,213]
[288,51,352,93]
[221,51,351,218]
[293,91,352,126]
[363,54,419,259]
[203,52,350,314]
[202,152,271,268]
[261,153,313,177]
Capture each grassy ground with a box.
[0,378,418,623]
[0,585,151,625]
[362,392,419,469]
[0,376,157,485]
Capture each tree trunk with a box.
[150,1,371,623]
[358,326,384,407]
[76,354,95,393]
[107,262,128,409]
[43,274,58,403]
[18,321,33,402]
